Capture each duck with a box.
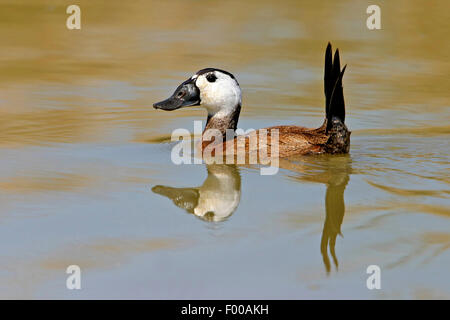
[153,43,350,160]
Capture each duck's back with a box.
[204,122,328,160]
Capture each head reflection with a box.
[152,164,241,222]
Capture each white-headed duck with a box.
[153,43,350,159]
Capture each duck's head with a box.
[153,68,241,118]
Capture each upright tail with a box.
[323,43,350,154]
[324,42,347,133]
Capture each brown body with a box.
[201,119,350,160]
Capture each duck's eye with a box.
[177,91,185,98]
[206,73,217,83]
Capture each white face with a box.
[192,71,242,117]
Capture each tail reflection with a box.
[283,155,351,274]
[320,167,349,274]
[152,165,241,222]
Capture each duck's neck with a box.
[202,103,241,141]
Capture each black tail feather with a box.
[324,43,346,133]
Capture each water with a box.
[0,0,449,299]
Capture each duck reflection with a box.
[152,164,241,222]
[152,156,350,273]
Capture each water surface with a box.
[0,0,449,299]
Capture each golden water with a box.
[0,0,449,298]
